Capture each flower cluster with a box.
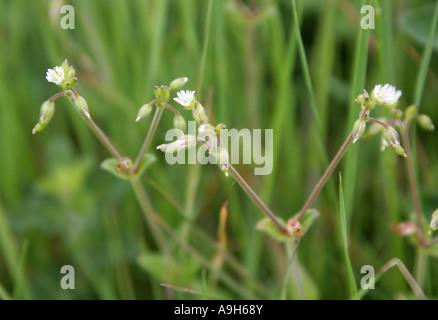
[136,78,230,177]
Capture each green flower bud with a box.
[404,104,419,122]
[169,77,188,90]
[173,115,186,133]
[73,95,90,119]
[418,114,435,131]
[32,100,55,134]
[391,144,407,158]
[136,103,154,122]
[215,123,226,135]
[154,85,170,103]
[192,102,208,124]
[383,127,407,157]
[389,108,403,119]
[352,119,366,143]
[429,209,438,235]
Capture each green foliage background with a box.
[0,0,437,299]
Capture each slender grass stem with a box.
[228,165,289,235]
[132,107,164,173]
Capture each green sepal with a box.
[291,209,320,232]
[100,154,156,180]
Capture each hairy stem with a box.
[132,107,164,173]
[401,127,426,246]
[67,92,122,160]
[228,165,289,235]
[297,133,354,221]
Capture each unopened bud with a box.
[32,100,55,134]
[383,127,407,157]
[418,114,435,131]
[287,219,304,238]
[429,209,438,235]
[404,104,419,122]
[173,115,186,133]
[390,108,403,119]
[192,102,208,124]
[169,77,188,90]
[156,135,197,153]
[136,103,153,122]
[215,123,226,134]
[73,95,90,119]
[154,85,170,103]
[390,222,417,236]
[352,119,366,143]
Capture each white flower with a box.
[372,84,402,106]
[173,90,195,109]
[46,66,65,85]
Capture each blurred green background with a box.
[0,0,437,299]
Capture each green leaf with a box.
[100,154,156,180]
[256,217,289,242]
[137,251,199,282]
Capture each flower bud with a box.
[136,103,153,122]
[32,100,55,134]
[192,102,208,124]
[73,95,90,119]
[390,222,417,236]
[215,123,226,134]
[169,77,188,90]
[156,135,197,153]
[404,104,419,122]
[154,85,170,103]
[418,114,435,131]
[352,119,366,143]
[383,126,407,157]
[389,108,403,119]
[173,115,186,133]
[287,219,304,238]
[429,209,438,235]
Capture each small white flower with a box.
[173,90,195,109]
[46,66,65,85]
[372,84,402,106]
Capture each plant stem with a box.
[401,127,426,246]
[67,93,122,161]
[130,178,169,253]
[132,107,164,173]
[228,165,289,235]
[297,133,354,221]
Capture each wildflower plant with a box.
[34,59,438,301]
